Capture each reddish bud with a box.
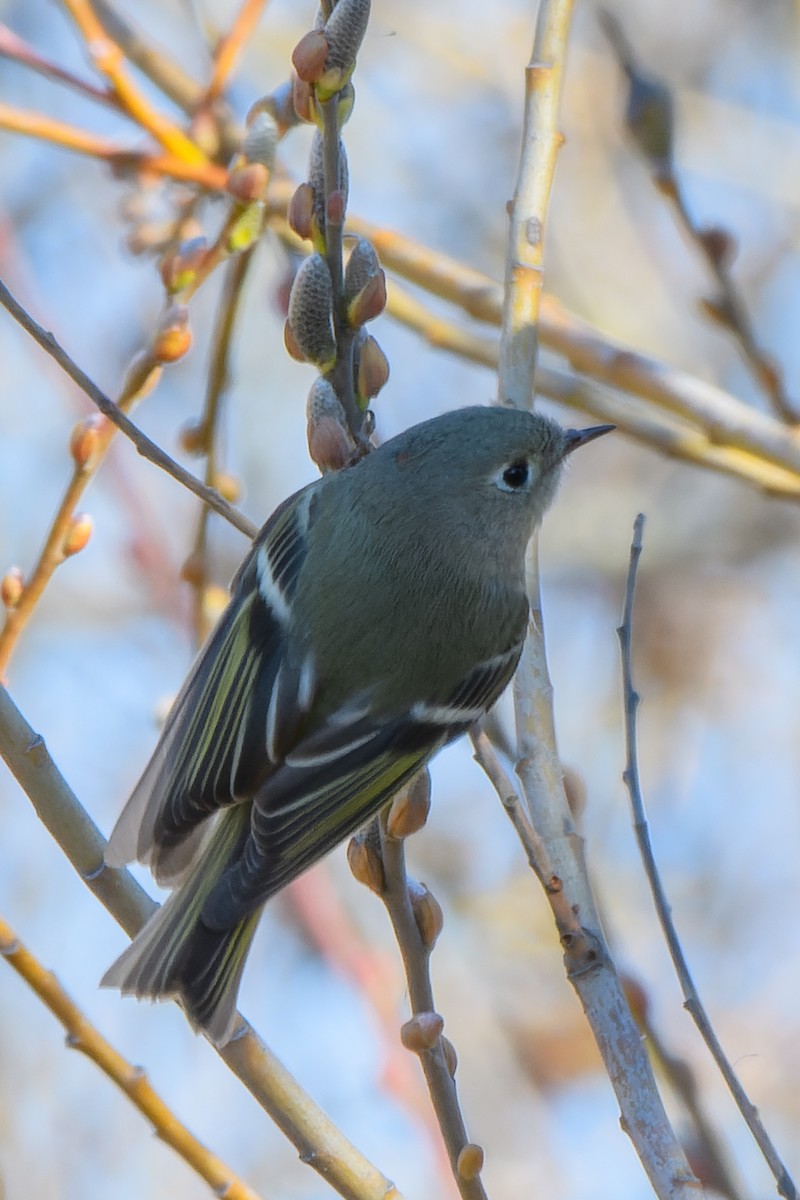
[288,183,315,241]
[284,320,307,363]
[441,1036,458,1077]
[226,162,269,204]
[292,73,315,124]
[292,29,329,83]
[355,333,390,405]
[306,378,357,472]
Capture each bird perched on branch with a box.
[103,404,611,1045]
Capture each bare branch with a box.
[0,279,257,542]
[617,514,798,1200]
[0,914,265,1200]
[496,2,701,1194]
[0,683,402,1200]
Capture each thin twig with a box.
[0,280,257,541]
[0,103,229,189]
[601,12,798,426]
[377,818,487,1200]
[0,684,402,1200]
[203,0,270,106]
[0,915,264,1200]
[188,248,255,643]
[617,514,798,1200]
[497,3,700,1195]
[0,24,118,108]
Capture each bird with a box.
[103,404,611,1045]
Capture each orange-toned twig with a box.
[203,0,271,105]
[60,0,206,164]
[0,915,264,1200]
[0,103,229,189]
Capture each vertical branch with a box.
[497,3,700,1196]
[618,515,798,1200]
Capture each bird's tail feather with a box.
[102,805,260,1047]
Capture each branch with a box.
[0,684,402,1200]
[496,2,700,1194]
[203,0,270,106]
[0,103,229,189]
[0,915,264,1200]
[0,279,257,541]
[60,0,206,163]
[373,802,488,1200]
[617,515,798,1200]
[0,24,118,108]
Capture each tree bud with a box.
[288,183,315,241]
[63,513,93,558]
[441,1035,458,1077]
[179,419,208,456]
[226,162,269,204]
[242,111,278,170]
[213,472,241,503]
[347,831,385,894]
[292,73,315,124]
[292,29,329,82]
[457,1144,484,1182]
[355,333,390,405]
[306,378,357,472]
[70,414,107,469]
[386,769,431,838]
[160,236,208,295]
[408,880,443,950]
[1,567,24,609]
[400,1012,443,1053]
[287,253,336,370]
[152,306,192,363]
[317,0,371,98]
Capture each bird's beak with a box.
[562,424,615,456]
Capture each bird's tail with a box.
[101,805,260,1047]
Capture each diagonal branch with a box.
[0,914,264,1200]
[0,683,402,1200]
[617,515,798,1200]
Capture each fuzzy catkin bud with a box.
[242,111,278,170]
[306,378,356,472]
[1,567,24,609]
[317,0,371,98]
[287,253,336,370]
[400,1012,443,1053]
[344,239,386,327]
[63,513,93,558]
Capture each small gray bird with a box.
[103,404,611,1045]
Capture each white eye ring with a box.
[494,460,531,493]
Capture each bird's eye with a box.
[501,460,530,490]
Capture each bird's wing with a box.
[201,640,523,928]
[105,485,320,883]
